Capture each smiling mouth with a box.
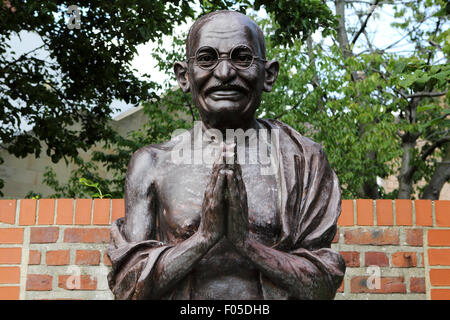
[208,88,246,101]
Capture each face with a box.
[175,14,278,129]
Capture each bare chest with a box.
[156,163,281,246]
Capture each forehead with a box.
[192,15,260,53]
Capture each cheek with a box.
[189,69,211,95]
[238,66,264,91]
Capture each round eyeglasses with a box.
[187,44,266,70]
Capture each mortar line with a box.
[392,200,397,226]
[423,227,431,300]
[53,199,58,225]
[90,198,94,225]
[15,199,20,226]
[108,199,112,225]
[431,201,436,228]
[72,198,76,225]
[35,199,40,226]
[373,200,377,226]
[19,227,30,300]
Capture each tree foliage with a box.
[7,1,448,199]
[1,0,336,197]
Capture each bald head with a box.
[186,10,266,60]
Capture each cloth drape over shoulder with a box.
[107,119,345,300]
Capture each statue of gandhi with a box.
[107,10,345,300]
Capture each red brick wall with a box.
[0,199,449,300]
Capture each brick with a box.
[30,227,59,243]
[46,250,70,266]
[332,228,339,243]
[410,277,425,293]
[435,201,450,227]
[392,252,417,267]
[340,251,360,267]
[420,252,424,267]
[103,252,112,266]
[0,286,20,300]
[356,199,373,226]
[28,250,41,265]
[395,200,412,226]
[429,249,450,266]
[376,200,393,226]
[365,251,389,267]
[415,200,432,226]
[111,199,125,222]
[74,199,92,225]
[0,228,24,244]
[26,274,52,291]
[76,250,100,265]
[428,230,450,246]
[0,266,20,284]
[344,228,399,245]
[406,228,423,246]
[430,269,450,286]
[0,200,16,224]
[56,199,73,225]
[37,199,55,225]
[431,289,450,300]
[0,248,21,264]
[338,200,353,226]
[19,199,37,225]
[64,228,110,243]
[351,276,406,293]
[93,199,110,225]
[58,275,97,290]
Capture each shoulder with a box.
[126,140,173,185]
[259,118,326,157]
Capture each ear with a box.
[263,60,279,92]
[174,61,190,93]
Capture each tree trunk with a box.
[335,0,380,198]
[422,142,450,199]
[335,0,352,59]
[398,139,416,199]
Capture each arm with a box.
[225,155,344,300]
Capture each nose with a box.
[213,59,237,82]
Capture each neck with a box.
[200,116,259,134]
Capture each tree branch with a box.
[406,90,448,99]
[421,136,450,161]
[427,17,442,65]
[274,99,302,120]
[350,0,381,46]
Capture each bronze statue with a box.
[107,10,345,300]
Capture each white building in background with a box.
[0,106,149,199]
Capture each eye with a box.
[236,54,252,62]
[197,54,215,62]
[195,47,218,68]
[231,46,254,68]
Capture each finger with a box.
[213,170,227,205]
[226,171,241,214]
[204,161,221,203]
[233,163,248,214]
[232,171,248,222]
